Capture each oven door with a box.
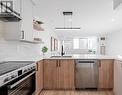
[8,71,35,95]
[0,71,35,95]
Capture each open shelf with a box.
[20,38,44,44]
[33,21,44,31]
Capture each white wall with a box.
[33,24,60,57]
[0,21,4,38]
[106,30,122,56]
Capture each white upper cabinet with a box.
[3,0,34,41]
[4,22,21,40]
[3,0,43,43]
[21,0,33,41]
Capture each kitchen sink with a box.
[51,56,72,58]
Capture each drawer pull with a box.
[36,62,38,71]
[59,62,61,67]
[99,61,101,67]
[56,60,58,67]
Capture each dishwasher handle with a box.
[76,60,97,64]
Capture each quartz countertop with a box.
[2,54,122,63]
[115,55,122,61]
[44,54,115,60]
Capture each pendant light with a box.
[55,12,81,31]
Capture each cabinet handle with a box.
[75,64,78,72]
[56,60,58,67]
[57,63,58,67]
[99,60,101,67]
[59,60,61,67]
[21,30,24,39]
[36,62,38,71]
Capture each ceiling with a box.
[34,0,122,40]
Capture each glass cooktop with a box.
[0,61,35,76]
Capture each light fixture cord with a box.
[64,14,66,28]
[71,14,72,28]
[63,12,73,29]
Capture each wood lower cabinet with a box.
[58,59,75,89]
[43,59,58,89]
[43,59,75,90]
[36,59,114,91]
[35,60,43,95]
[98,59,114,89]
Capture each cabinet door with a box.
[21,0,33,41]
[98,59,114,89]
[58,59,75,89]
[114,60,122,95]
[35,60,43,95]
[43,59,58,89]
[4,22,21,40]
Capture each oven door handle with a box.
[8,71,35,89]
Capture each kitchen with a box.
[0,0,122,95]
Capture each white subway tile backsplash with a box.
[0,40,42,61]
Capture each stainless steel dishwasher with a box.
[75,60,98,89]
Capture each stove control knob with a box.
[11,75,16,79]
[4,77,10,82]
[24,69,27,72]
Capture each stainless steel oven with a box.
[0,71,35,95]
[0,61,36,95]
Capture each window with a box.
[63,37,98,53]
[63,40,73,50]
[73,37,98,50]
[88,37,98,50]
[79,38,88,49]
[73,39,79,49]
[73,38,88,49]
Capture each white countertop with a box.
[2,54,122,63]
[115,55,122,61]
[44,54,115,60]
